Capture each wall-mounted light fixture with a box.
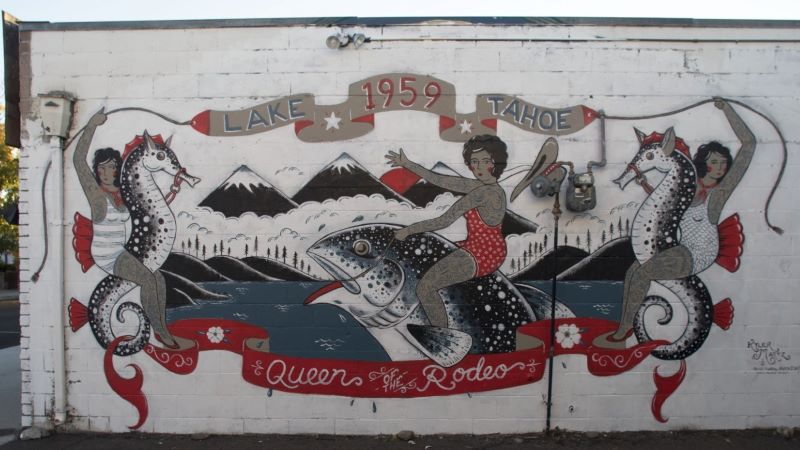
[326,33,370,49]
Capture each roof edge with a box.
[16,16,800,32]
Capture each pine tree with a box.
[267,248,271,259]
[220,239,224,256]
[254,236,259,256]
[292,251,298,268]
[300,260,305,271]
[282,246,287,263]
[576,235,581,248]
[618,217,623,237]
[202,245,206,259]
[601,229,607,245]
[528,242,533,258]
[523,251,528,267]
[586,229,592,252]
[610,223,615,239]
[213,243,217,255]
[511,259,516,271]
[227,247,231,256]
[625,218,630,236]
[564,234,568,245]
[275,245,280,260]
[195,235,199,257]
[187,238,192,252]
[244,244,249,257]
[181,241,185,253]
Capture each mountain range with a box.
[197,154,538,235]
[198,165,297,217]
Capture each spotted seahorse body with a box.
[630,148,714,360]
[87,141,181,356]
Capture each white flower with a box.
[206,326,225,344]
[556,324,581,349]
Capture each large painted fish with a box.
[305,224,570,367]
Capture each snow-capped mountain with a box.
[292,153,411,205]
[199,165,298,217]
[402,162,463,207]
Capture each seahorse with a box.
[70,133,199,355]
[613,128,714,360]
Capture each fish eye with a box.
[156,151,166,161]
[353,240,370,256]
[645,152,654,160]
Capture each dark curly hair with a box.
[693,141,733,180]
[462,134,508,178]
[92,147,123,187]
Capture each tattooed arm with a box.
[708,99,756,223]
[386,148,482,194]
[73,109,109,222]
[395,186,504,240]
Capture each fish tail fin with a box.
[69,298,89,332]
[405,324,472,368]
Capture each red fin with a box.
[72,212,95,272]
[104,336,148,430]
[713,298,734,330]
[68,298,88,332]
[380,168,422,195]
[716,213,744,272]
[651,360,687,423]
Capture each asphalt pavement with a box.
[0,290,20,447]
[0,429,798,449]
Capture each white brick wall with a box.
[18,21,800,434]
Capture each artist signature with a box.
[747,339,791,366]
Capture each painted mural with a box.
[64,73,785,429]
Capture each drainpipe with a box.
[37,92,75,426]
[52,142,67,426]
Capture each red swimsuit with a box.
[457,208,507,277]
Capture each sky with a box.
[2,0,800,104]
[3,0,800,22]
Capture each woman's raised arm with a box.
[386,148,481,194]
[708,99,756,223]
[74,109,109,221]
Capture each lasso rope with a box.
[32,107,193,282]
[600,97,786,235]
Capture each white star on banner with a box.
[324,112,342,130]
[459,119,473,134]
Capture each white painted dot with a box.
[498,291,506,299]
[498,323,505,331]
[414,249,422,255]
[485,305,491,311]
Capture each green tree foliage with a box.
[0,119,19,263]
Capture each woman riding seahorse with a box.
[594,98,753,357]
[70,109,200,354]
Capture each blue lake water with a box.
[166,280,623,361]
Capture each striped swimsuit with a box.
[90,195,131,273]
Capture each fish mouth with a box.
[304,281,343,305]
[307,250,361,295]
